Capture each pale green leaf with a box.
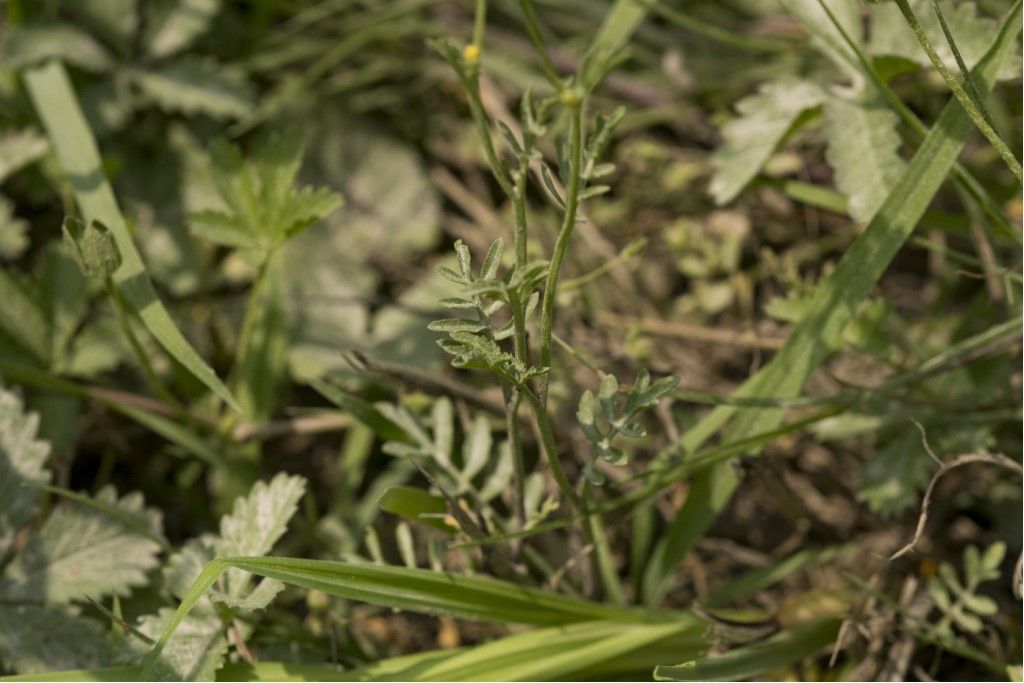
[0,486,162,603]
[0,386,51,557]
[823,90,906,223]
[129,609,226,682]
[868,0,1022,81]
[709,79,826,205]
[0,605,111,675]
[215,473,306,560]
[132,60,254,120]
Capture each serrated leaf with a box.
[215,473,306,561]
[823,91,906,223]
[0,604,112,675]
[0,386,51,558]
[129,609,227,682]
[0,486,162,604]
[146,0,222,59]
[868,0,1022,81]
[163,536,217,601]
[132,60,254,120]
[709,79,826,205]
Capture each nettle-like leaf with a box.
[122,474,306,680]
[0,603,112,675]
[0,385,51,557]
[822,90,906,223]
[709,79,826,205]
[132,59,255,120]
[0,486,164,603]
[190,129,342,262]
[868,0,1022,81]
[929,542,1005,637]
[131,608,228,682]
[576,369,679,485]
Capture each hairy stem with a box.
[520,385,582,513]
[538,102,583,402]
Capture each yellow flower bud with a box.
[463,44,480,63]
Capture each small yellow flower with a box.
[463,43,480,63]
[559,88,581,107]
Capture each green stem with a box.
[931,0,992,129]
[584,483,626,604]
[472,0,487,49]
[538,102,583,402]
[505,390,527,529]
[104,280,182,411]
[517,0,563,88]
[519,384,582,513]
[894,0,1022,184]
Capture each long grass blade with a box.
[22,61,238,410]
[654,617,842,681]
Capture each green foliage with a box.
[120,473,306,680]
[576,370,679,484]
[190,130,341,264]
[928,543,1005,637]
[0,385,162,675]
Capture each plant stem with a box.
[517,0,563,88]
[538,101,583,402]
[584,483,625,604]
[519,384,581,513]
[472,0,487,49]
[893,0,1022,184]
[104,280,182,412]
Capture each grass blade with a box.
[643,0,1022,604]
[654,617,842,681]
[21,61,238,410]
[143,555,689,678]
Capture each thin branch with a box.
[890,450,1023,560]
